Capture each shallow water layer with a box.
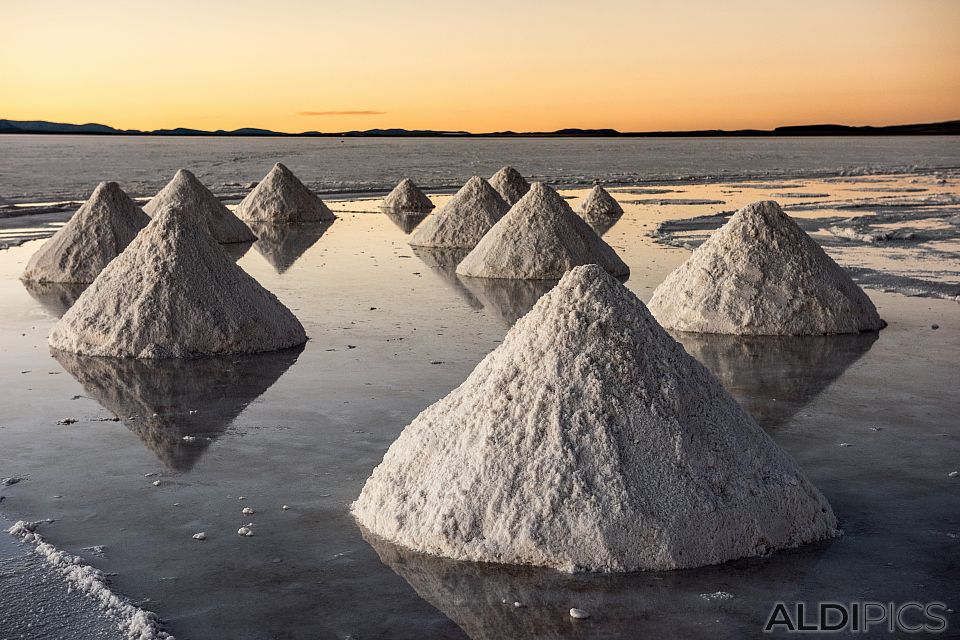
[2,134,959,204]
[0,179,958,639]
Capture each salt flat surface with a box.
[0,157,958,638]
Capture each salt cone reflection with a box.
[51,345,304,470]
[222,240,253,263]
[579,210,621,237]
[21,280,88,318]
[456,276,556,327]
[676,332,879,429]
[411,246,483,311]
[362,528,825,640]
[383,210,427,235]
[248,221,332,274]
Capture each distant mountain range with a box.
[1,118,958,137]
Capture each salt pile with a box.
[144,169,255,243]
[49,197,307,358]
[408,176,509,249]
[382,178,434,212]
[353,265,837,572]
[577,185,623,217]
[490,166,530,205]
[21,182,149,284]
[456,182,629,279]
[648,200,885,335]
[235,163,335,223]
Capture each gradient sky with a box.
[2,0,958,133]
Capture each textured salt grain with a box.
[455,183,629,280]
[577,185,623,217]
[382,178,434,212]
[21,182,149,284]
[490,166,531,205]
[235,163,335,224]
[408,177,509,249]
[144,169,255,244]
[648,200,885,335]
[352,265,837,572]
[7,521,175,640]
[48,196,307,358]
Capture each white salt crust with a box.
[144,169,255,244]
[456,182,629,280]
[409,177,509,249]
[490,166,531,205]
[49,195,306,358]
[353,265,837,572]
[7,521,174,640]
[382,178,434,212]
[21,182,149,284]
[235,163,335,223]
[648,200,885,335]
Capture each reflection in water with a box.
[383,210,428,234]
[51,346,304,471]
[21,280,88,318]
[457,276,556,327]
[676,332,879,429]
[579,211,620,237]
[222,240,253,263]
[247,221,332,274]
[411,246,483,311]
[363,528,825,640]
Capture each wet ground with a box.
[1,177,958,639]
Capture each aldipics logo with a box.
[764,602,950,634]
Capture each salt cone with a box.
[490,166,530,205]
[144,169,255,243]
[409,177,509,249]
[382,178,434,212]
[456,182,629,279]
[648,200,885,335]
[236,163,335,223]
[578,185,623,217]
[49,197,307,358]
[353,265,837,572]
[21,182,148,283]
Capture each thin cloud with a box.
[298,110,386,116]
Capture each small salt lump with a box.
[242,507,255,515]
[569,608,590,620]
[192,532,207,541]
[237,527,254,537]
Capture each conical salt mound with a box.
[353,265,837,572]
[382,178,434,212]
[236,163,335,224]
[578,185,623,217]
[21,182,149,284]
[648,200,885,335]
[144,169,255,244]
[49,199,307,358]
[489,166,530,205]
[408,177,509,249]
[456,182,629,279]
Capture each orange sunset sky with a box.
[2,0,958,133]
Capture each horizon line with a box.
[1,117,959,138]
